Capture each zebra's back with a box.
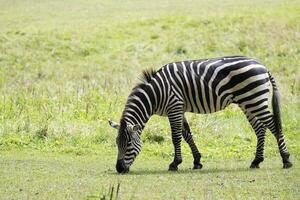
[159,56,270,114]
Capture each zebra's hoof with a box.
[283,162,293,169]
[193,163,203,169]
[168,166,178,171]
[250,163,260,169]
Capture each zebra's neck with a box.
[121,85,154,129]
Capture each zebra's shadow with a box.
[124,167,254,175]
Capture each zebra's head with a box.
[109,119,142,173]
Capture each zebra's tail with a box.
[268,72,281,135]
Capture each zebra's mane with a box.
[132,68,157,90]
[139,68,156,84]
[121,69,156,123]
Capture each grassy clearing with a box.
[0,0,300,199]
[0,0,299,157]
[1,151,299,200]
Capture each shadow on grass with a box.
[129,167,254,175]
[105,158,299,175]
[105,167,260,175]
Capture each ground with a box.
[0,0,299,199]
[1,150,299,199]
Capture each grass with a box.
[1,150,299,200]
[0,0,300,199]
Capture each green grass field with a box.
[1,151,299,199]
[0,0,300,199]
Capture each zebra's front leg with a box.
[168,111,184,171]
[182,117,202,169]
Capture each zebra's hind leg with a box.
[241,108,267,168]
[182,117,202,169]
[256,111,292,168]
[168,110,184,171]
[248,117,266,168]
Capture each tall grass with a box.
[0,0,299,160]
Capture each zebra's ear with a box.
[109,120,120,130]
[129,124,141,133]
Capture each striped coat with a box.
[109,56,292,173]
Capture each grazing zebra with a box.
[109,56,292,173]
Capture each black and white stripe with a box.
[112,56,292,173]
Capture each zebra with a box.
[109,56,293,173]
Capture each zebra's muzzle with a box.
[116,159,129,173]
